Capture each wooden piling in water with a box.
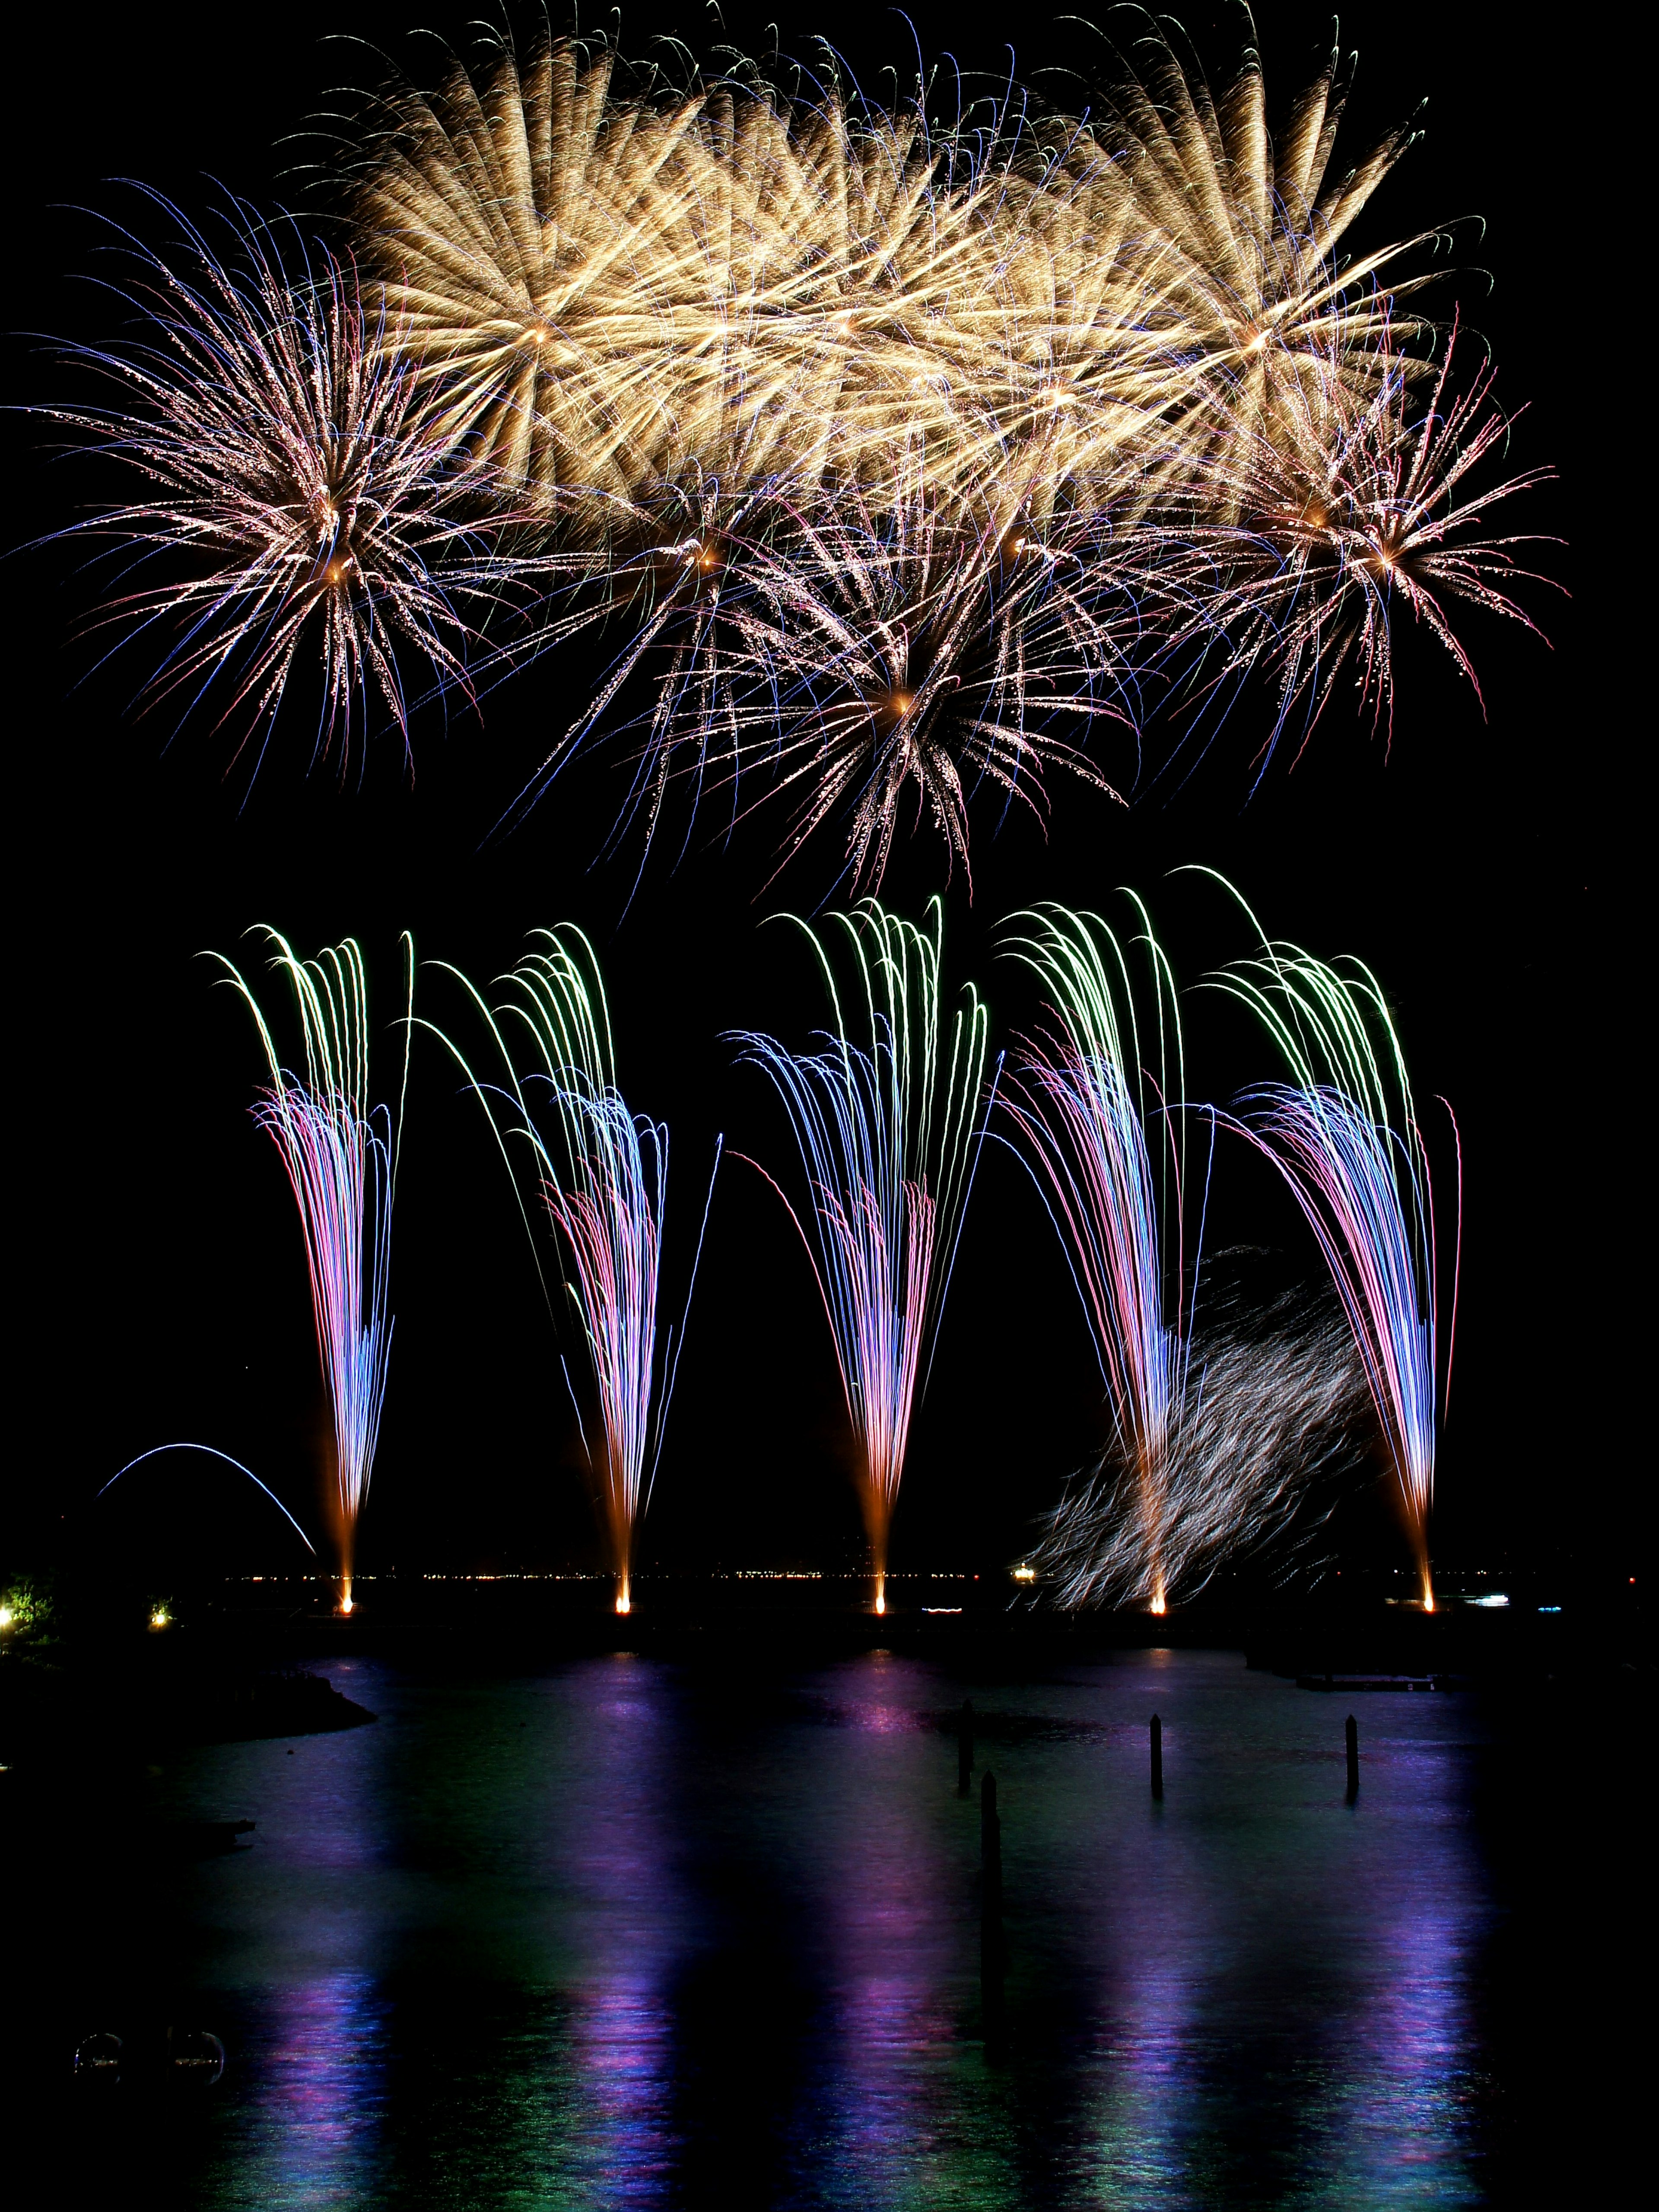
[1346,1713,1359,1801]
[1150,1713,1163,1801]
[981,1770,1006,2048]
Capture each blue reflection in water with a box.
[1059,1660,1487,2209]
[173,1657,393,2207]
[1287,1731,1485,2209]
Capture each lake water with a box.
[25,1645,1576,2207]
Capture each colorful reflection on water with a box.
[59,1648,1508,2208]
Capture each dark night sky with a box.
[1,3,1626,1593]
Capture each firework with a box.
[45,195,531,769]
[427,930,718,1612]
[499,467,1155,892]
[343,26,1415,515]
[40,25,1551,865]
[1202,877,1460,1607]
[1029,1259,1371,1608]
[213,931,412,1611]
[325,22,1516,874]
[1170,316,1554,766]
[1000,899,1202,1611]
[731,900,992,1611]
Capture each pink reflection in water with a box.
[802,1659,964,2198]
[569,1976,676,2201]
[248,1971,386,2207]
[561,1659,682,2201]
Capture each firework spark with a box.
[96,1443,318,1555]
[731,899,992,1611]
[427,930,718,1612]
[1029,1258,1370,1608]
[214,930,413,1611]
[44,195,531,769]
[1201,874,1460,1607]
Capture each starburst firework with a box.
[35,23,1553,873]
[44,196,530,767]
[1175,318,1554,759]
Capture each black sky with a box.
[1,3,1625,1595]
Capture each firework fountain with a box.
[428,931,718,1613]
[1202,878,1461,1609]
[732,900,992,1612]
[1000,901,1202,1612]
[214,930,413,1612]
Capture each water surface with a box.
[36,1647,1542,2207]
